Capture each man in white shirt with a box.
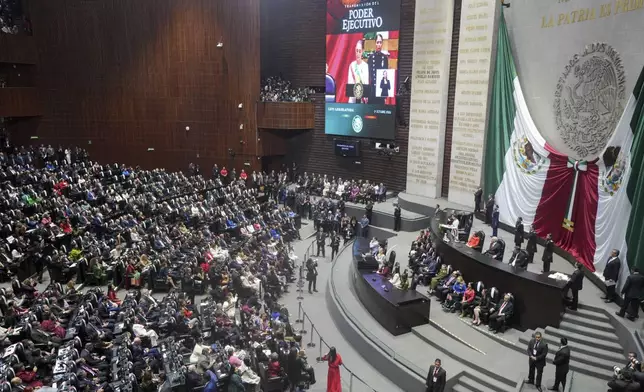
[347,40,369,103]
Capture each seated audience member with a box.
[377,262,391,277]
[459,282,476,317]
[488,294,514,333]
[435,271,460,302]
[466,232,481,249]
[484,237,505,261]
[508,246,529,269]
[472,288,491,326]
[442,276,466,311]
[428,265,450,294]
[267,352,282,378]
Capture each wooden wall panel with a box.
[0,88,43,117]
[258,130,287,157]
[257,102,315,129]
[0,34,37,64]
[25,0,261,172]
[260,0,415,191]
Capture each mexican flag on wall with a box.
[484,10,644,288]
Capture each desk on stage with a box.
[430,209,566,331]
[351,239,430,336]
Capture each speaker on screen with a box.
[325,0,401,140]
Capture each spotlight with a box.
[239,124,244,130]
[238,103,243,109]
[185,126,190,131]
[217,38,224,48]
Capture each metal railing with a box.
[292,238,378,392]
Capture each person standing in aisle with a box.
[330,231,340,260]
[321,347,343,392]
[542,233,554,273]
[316,228,327,258]
[616,268,644,321]
[526,226,537,264]
[526,331,548,392]
[425,358,446,392]
[306,258,318,294]
[394,203,401,232]
[602,249,621,303]
[549,337,570,391]
[564,263,584,311]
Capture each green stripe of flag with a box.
[483,9,517,198]
[625,66,644,270]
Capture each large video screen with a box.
[325,0,401,140]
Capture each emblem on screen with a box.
[353,82,364,101]
[352,115,364,134]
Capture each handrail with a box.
[293,238,379,392]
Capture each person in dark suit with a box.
[394,203,401,232]
[488,294,514,333]
[603,249,622,303]
[485,194,495,224]
[491,205,500,237]
[330,231,340,260]
[526,226,537,264]
[514,217,525,247]
[425,358,446,392]
[527,331,549,391]
[316,228,327,258]
[484,237,505,261]
[616,268,644,321]
[474,187,483,213]
[549,337,570,391]
[365,201,374,224]
[542,233,554,273]
[509,247,529,270]
[306,258,318,294]
[564,263,584,311]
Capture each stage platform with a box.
[327,208,625,392]
[352,238,430,335]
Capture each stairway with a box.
[517,307,625,381]
[450,371,516,392]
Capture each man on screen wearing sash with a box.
[347,39,369,103]
[368,33,389,104]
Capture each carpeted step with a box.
[453,383,477,392]
[520,333,625,363]
[558,321,619,343]
[565,308,610,323]
[543,326,623,354]
[459,375,513,392]
[562,312,615,332]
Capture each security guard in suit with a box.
[331,232,340,260]
[368,33,389,104]
[316,228,327,258]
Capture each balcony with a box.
[0,88,43,117]
[257,101,315,130]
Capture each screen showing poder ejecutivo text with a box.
[325,0,400,140]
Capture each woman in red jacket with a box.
[107,284,121,305]
[459,282,476,317]
[321,347,342,392]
